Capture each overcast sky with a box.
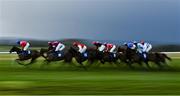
[0,0,180,43]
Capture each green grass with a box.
[0,54,180,95]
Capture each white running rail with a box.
[0,52,16,54]
[160,52,180,54]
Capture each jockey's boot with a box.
[56,51,62,57]
[82,52,88,58]
[110,53,114,59]
[142,52,147,62]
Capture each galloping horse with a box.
[117,46,145,68]
[9,46,41,65]
[40,48,73,63]
[93,44,119,64]
[68,46,89,70]
[117,46,171,69]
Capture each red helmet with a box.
[73,42,79,46]
[92,41,96,45]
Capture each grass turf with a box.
[0,54,180,95]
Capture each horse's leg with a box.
[15,59,27,65]
[86,59,94,68]
[159,57,172,69]
[61,60,73,68]
[78,62,87,70]
[136,60,144,69]
[92,60,101,68]
[126,61,134,69]
[162,61,172,69]
[137,61,143,67]
[144,61,151,70]
[155,61,163,70]
[89,60,94,67]
[63,56,73,67]
[24,58,36,66]
[73,56,87,70]
[113,60,121,69]
[100,59,105,64]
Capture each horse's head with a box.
[9,46,21,53]
[69,46,78,53]
[48,46,54,51]
[93,43,102,50]
[68,47,74,54]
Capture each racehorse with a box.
[92,43,122,66]
[40,47,94,70]
[68,46,91,70]
[117,46,172,69]
[40,48,73,63]
[117,46,145,68]
[147,52,172,68]
[9,46,41,65]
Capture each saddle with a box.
[81,52,88,58]
[109,53,116,59]
[54,51,64,57]
[138,52,148,61]
[20,50,31,56]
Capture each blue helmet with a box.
[127,43,133,48]
[16,40,21,44]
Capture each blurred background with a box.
[0,0,180,50]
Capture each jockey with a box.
[124,42,136,50]
[16,40,30,55]
[137,40,152,60]
[104,42,117,58]
[104,43,116,53]
[48,41,65,52]
[73,42,87,54]
[123,41,138,63]
[92,41,106,52]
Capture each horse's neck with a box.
[48,46,54,50]
[94,45,100,49]
[70,48,78,54]
[14,47,22,53]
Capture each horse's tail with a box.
[162,53,172,61]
